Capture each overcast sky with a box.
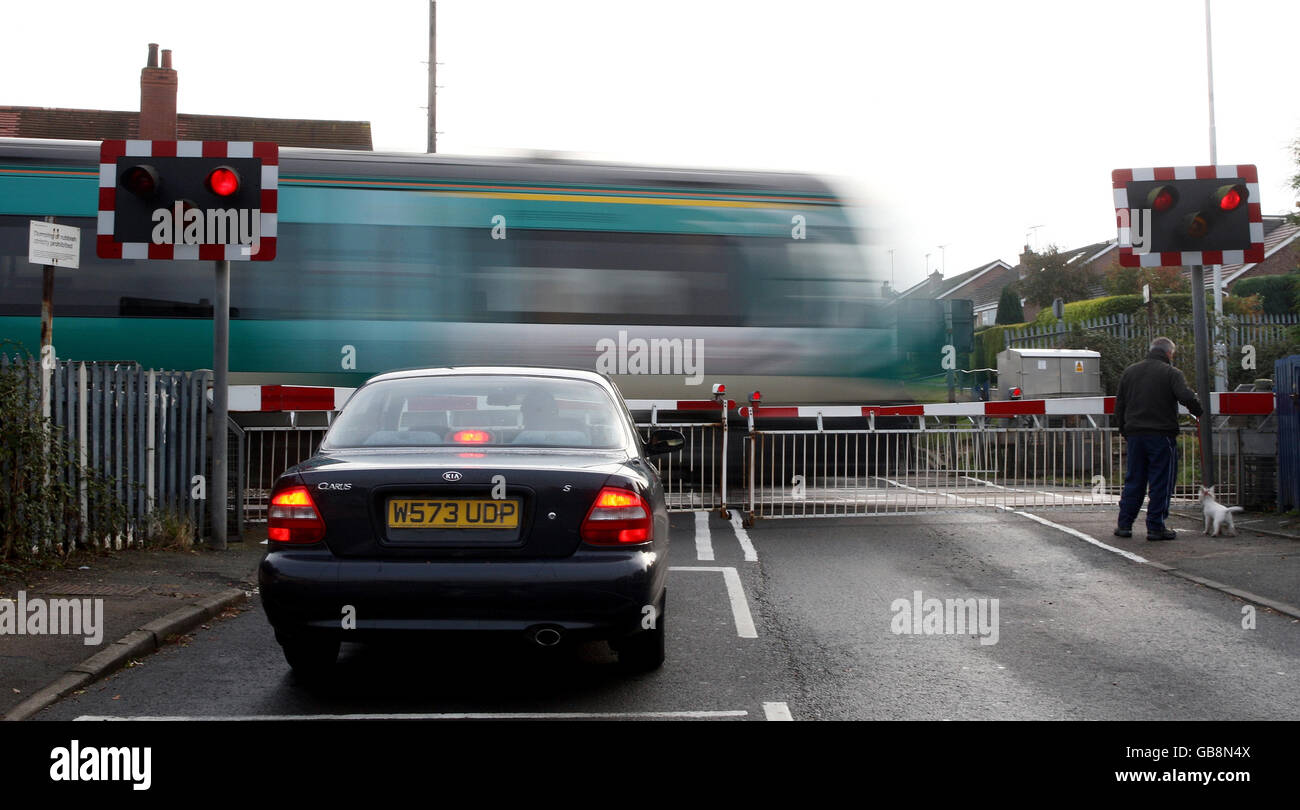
[6,0,1298,291]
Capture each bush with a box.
[1057,327,1149,396]
[0,348,136,560]
[995,285,1024,324]
[1030,292,1243,326]
[1231,273,1300,315]
[1228,331,1300,390]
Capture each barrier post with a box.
[713,384,729,519]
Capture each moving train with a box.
[1,138,937,403]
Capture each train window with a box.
[0,215,214,318]
[736,233,877,328]
[468,230,743,326]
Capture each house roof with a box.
[897,260,1016,307]
[0,106,373,150]
[1217,217,1299,289]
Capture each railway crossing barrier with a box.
[220,384,1278,529]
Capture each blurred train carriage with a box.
[0,138,914,405]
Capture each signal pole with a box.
[1190,264,1215,488]
[427,1,437,153]
[1206,0,1227,391]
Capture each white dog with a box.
[1200,486,1244,537]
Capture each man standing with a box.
[1114,337,1204,541]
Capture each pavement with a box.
[1026,503,1300,620]
[0,530,264,720]
[1,506,1297,721]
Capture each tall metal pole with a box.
[887,248,895,292]
[427,1,437,153]
[210,260,230,550]
[1206,0,1227,391]
[1189,264,1215,488]
[39,215,55,421]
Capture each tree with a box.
[1103,263,1188,296]
[994,284,1024,324]
[1289,133,1300,226]
[1016,245,1093,308]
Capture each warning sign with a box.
[1074,360,1085,373]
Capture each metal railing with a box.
[744,416,1248,523]
[241,426,329,524]
[0,355,210,548]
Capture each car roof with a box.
[364,366,614,387]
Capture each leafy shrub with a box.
[1231,273,1300,315]
[0,348,136,560]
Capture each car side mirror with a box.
[645,429,685,457]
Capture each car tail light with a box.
[581,486,653,545]
[268,485,325,543]
[451,429,492,444]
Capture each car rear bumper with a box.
[259,547,665,641]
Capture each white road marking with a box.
[669,565,758,638]
[882,479,1148,563]
[1006,508,1148,563]
[763,701,793,721]
[76,710,749,721]
[694,511,714,561]
[729,512,758,562]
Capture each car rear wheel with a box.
[617,589,665,673]
[276,630,340,678]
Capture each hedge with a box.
[1030,292,1257,325]
[1231,273,1300,315]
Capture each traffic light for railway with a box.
[1112,165,1264,267]
[98,140,278,261]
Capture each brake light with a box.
[268,485,325,543]
[581,486,653,545]
[452,430,492,444]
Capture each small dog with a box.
[1200,486,1244,537]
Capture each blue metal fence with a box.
[1278,354,1300,512]
[0,354,210,550]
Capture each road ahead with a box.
[40,510,1300,721]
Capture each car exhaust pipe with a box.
[530,627,563,647]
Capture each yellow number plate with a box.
[387,498,520,529]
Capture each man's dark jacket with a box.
[1115,348,1203,436]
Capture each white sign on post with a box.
[29,220,80,269]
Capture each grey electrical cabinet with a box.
[996,348,1102,399]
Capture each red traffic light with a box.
[1146,185,1177,213]
[1216,183,1247,212]
[206,166,240,197]
[120,164,159,198]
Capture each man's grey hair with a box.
[1150,337,1176,357]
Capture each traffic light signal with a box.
[1112,165,1263,267]
[98,140,278,261]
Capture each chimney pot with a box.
[140,44,177,140]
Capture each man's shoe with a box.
[1113,526,1132,538]
[1146,528,1177,541]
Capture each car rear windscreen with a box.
[320,375,627,450]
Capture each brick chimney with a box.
[139,43,177,140]
[1017,244,1034,279]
